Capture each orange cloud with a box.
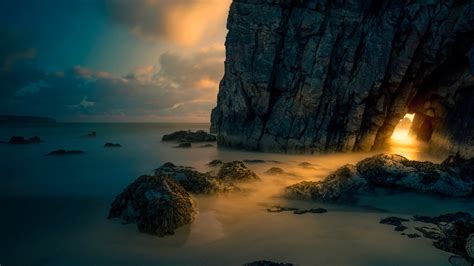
[104,0,231,46]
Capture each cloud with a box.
[0,29,37,71]
[0,46,224,122]
[102,0,230,46]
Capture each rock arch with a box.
[211,0,474,156]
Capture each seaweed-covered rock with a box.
[284,164,366,202]
[217,161,260,182]
[7,136,42,144]
[355,154,473,196]
[108,175,195,236]
[162,130,216,143]
[155,162,237,194]
[285,154,474,202]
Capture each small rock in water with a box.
[199,144,214,148]
[207,159,223,167]
[267,206,299,213]
[407,233,421,239]
[380,217,410,232]
[217,161,260,182]
[174,142,191,148]
[264,167,285,176]
[162,130,216,143]
[308,208,328,214]
[244,261,293,266]
[104,142,121,148]
[293,209,308,215]
[298,162,317,169]
[414,226,441,240]
[7,136,42,144]
[47,149,84,156]
[243,159,266,164]
[82,131,96,138]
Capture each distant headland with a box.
[0,115,56,124]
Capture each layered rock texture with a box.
[284,154,474,201]
[211,0,474,155]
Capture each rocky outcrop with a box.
[285,154,474,201]
[155,162,237,194]
[381,212,474,261]
[211,0,474,155]
[108,175,196,236]
[162,130,216,143]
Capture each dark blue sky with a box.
[0,0,229,122]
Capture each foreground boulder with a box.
[6,136,42,144]
[162,130,216,143]
[155,162,237,194]
[285,154,474,201]
[108,175,196,236]
[217,161,260,182]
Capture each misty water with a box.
[1,123,472,266]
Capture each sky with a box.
[0,0,231,122]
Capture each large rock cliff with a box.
[211,0,474,156]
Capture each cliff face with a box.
[211,0,474,155]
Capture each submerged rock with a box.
[298,162,317,169]
[6,136,42,144]
[217,161,260,182]
[104,142,121,148]
[199,144,214,148]
[243,159,266,164]
[207,159,223,167]
[244,261,293,266]
[162,130,216,143]
[285,154,474,202]
[108,175,195,236]
[266,206,299,213]
[47,149,84,156]
[155,162,237,194]
[82,131,96,138]
[267,205,327,215]
[380,217,410,232]
[174,142,191,148]
[265,167,285,176]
